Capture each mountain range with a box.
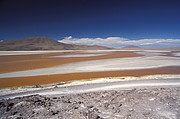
[0,37,111,50]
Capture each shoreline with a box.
[0,74,180,99]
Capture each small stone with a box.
[13,111,18,115]
[6,103,14,111]
[119,103,122,107]
[87,105,93,108]
[129,108,134,111]
[72,106,79,110]
[16,117,23,119]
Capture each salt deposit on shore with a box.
[0,74,180,96]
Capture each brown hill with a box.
[0,37,111,50]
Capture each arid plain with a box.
[1,48,180,118]
[0,48,180,89]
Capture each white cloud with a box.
[65,36,72,40]
[59,36,180,48]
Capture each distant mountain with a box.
[0,37,111,50]
[123,45,140,48]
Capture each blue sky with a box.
[0,0,180,47]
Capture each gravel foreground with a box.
[0,88,180,119]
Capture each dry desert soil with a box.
[0,49,180,119]
[0,87,180,119]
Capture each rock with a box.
[87,105,94,108]
[16,117,23,119]
[93,108,99,112]
[118,103,122,107]
[72,106,79,110]
[54,86,58,88]
[0,102,5,108]
[50,110,59,116]
[12,111,17,115]
[6,103,14,111]
[1,88,180,118]
[103,103,109,109]
[87,112,99,119]
[129,108,134,111]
